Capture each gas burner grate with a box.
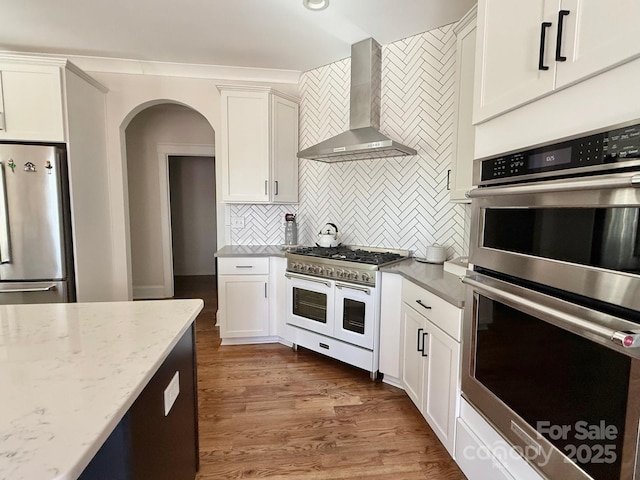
[289,246,405,265]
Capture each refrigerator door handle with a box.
[0,162,11,264]
[0,284,57,293]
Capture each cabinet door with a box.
[271,95,299,203]
[450,10,477,203]
[400,304,428,411]
[473,0,559,124]
[219,274,269,338]
[220,91,270,202]
[0,64,64,142]
[555,0,640,88]
[423,320,461,457]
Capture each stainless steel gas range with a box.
[285,246,409,379]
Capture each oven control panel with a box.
[479,120,640,184]
[287,260,376,286]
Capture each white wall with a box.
[87,71,298,300]
[169,155,217,276]
[125,104,215,297]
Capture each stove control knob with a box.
[336,269,344,278]
[350,271,359,280]
[302,264,311,272]
[314,266,323,274]
[361,273,370,283]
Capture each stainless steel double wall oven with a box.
[463,120,640,480]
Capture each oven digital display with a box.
[529,147,572,169]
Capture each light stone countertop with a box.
[381,259,466,308]
[0,299,203,480]
[215,246,466,307]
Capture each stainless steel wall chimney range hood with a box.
[297,38,417,163]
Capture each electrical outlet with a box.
[231,216,245,228]
[163,371,180,416]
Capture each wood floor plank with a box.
[174,275,467,480]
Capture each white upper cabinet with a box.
[449,6,477,203]
[220,86,299,204]
[0,62,65,142]
[555,0,640,87]
[473,0,640,124]
[270,94,299,203]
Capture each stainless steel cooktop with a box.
[285,245,409,286]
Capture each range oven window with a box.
[474,295,631,480]
[343,298,365,335]
[483,207,640,273]
[292,288,327,324]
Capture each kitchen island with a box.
[0,299,203,480]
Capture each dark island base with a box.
[80,324,198,480]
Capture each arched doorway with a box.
[124,103,216,299]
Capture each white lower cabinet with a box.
[400,279,462,458]
[401,305,428,407]
[218,257,270,341]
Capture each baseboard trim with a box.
[133,285,168,299]
[220,336,280,345]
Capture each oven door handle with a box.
[462,274,640,351]
[285,273,332,288]
[335,283,370,295]
[468,172,640,198]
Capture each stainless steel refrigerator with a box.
[0,144,74,304]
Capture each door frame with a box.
[157,143,216,298]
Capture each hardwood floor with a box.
[174,275,466,479]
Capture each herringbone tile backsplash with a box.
[230,24,468,260]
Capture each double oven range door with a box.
[285,272,378,350]
[463,171,640,480]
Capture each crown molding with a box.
[0,52,109,92]
[215,84,300,102]
[66,55,302,84]
[0,50,301,84]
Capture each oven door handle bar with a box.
[285,273,331,288]
[462,274,640,351]
[469,172,640,198]
[336,283,370,295]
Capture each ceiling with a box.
[0,0,476,73]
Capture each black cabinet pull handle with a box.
[417,328,425,352]
[416,299,432,310]
[555,10,570,61]
[421,331,429,357]
[539,22,552,71]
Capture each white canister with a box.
[425,244,447,264]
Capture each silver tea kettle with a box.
[317,223,339,247]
